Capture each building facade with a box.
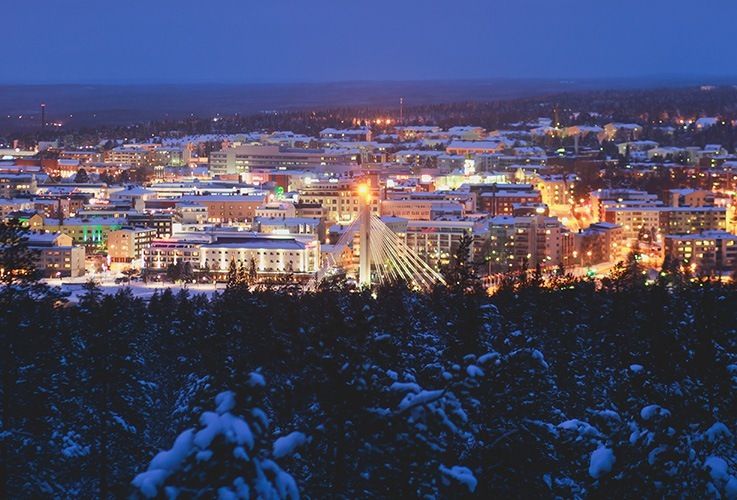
[664,231,737,272]
[108,227,157,264]
[209,145,355,176]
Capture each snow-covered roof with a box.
[181,194,266,203]
[109,186,157,197]
[255,217,320,226]
[446,140,506,150]
[695,117,719,128]
[203,237,308,250]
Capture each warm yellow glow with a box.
[358,185,368,195]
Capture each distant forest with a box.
[8,85,737,149]
[2,222,737,498]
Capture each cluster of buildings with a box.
[4,114,737,283]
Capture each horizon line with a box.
[1,74,736,87]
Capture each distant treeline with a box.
[9,85,737,149]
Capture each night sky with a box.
[6,0,737,84]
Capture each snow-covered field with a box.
[47,277,224,302]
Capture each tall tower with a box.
[399,97,403,127]
[41,103,46,133]
[358,185,371,287]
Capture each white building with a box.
[200,235,320,274]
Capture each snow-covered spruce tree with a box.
[76,285,153,497]
[132,373,301,499]
[0,221,68,496]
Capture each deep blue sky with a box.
[6,0,737,84]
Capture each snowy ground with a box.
[47,276,224,303]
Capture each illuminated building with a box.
[104,147,153,167]
[603,206,727,240]
[143,240,201,270]
[200,235,320,275]
[25,232,85,278]
[659,207,727,235]
[0,173,37,197]
[573,222,624,266]
[126,213,174,238]
[664,231,737,271]
[298,181,378,222]
[42,217,124,248]
[380,199,464,220]
[511,216,565,269]
[0,199,33,217]
[319,127,372,142]
[403,219,482,269]
[255,202,297,219]
[668,189,715,208]
[108,227,157,264]
[179,194,268,223]
[446,140,505,156]
[209,145,355,176]
[530,174,578,209]
[590,189,661,222]
[479,190,542,216]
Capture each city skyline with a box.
[6,0,737,84]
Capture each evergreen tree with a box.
[132,374,300,499]
[226,258,239,288]
[0,221,43,289]
[74,168,90,183]
[181,262,195,284]
[0,222,65,496]
[442,233,483,294]
[248,258,258,284]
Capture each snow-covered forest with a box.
[2,235,737,497]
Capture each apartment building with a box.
[530,174,578,208]
[590,189,662,222]
[479,190,543,216]
[0,173,37,198]
[386,190,477,214]
[659,207,727,235]
[511,216,566,269]
[179,194,268,223]
[104,147,153,167]
[573,222,624,266]
[403,219,484,269]
[379,199,463,220]
[668,188,715,208]
[108,227,157,264]
[603,207,662,240]
[664,230,737,271]
[126,213,174,238]
[298,181,378,223]
[175,202,208,224]
[25,232,85,278]
[603,206,727,240]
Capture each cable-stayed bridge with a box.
[307,195,446,291]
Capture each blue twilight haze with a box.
[5,0,737,83]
